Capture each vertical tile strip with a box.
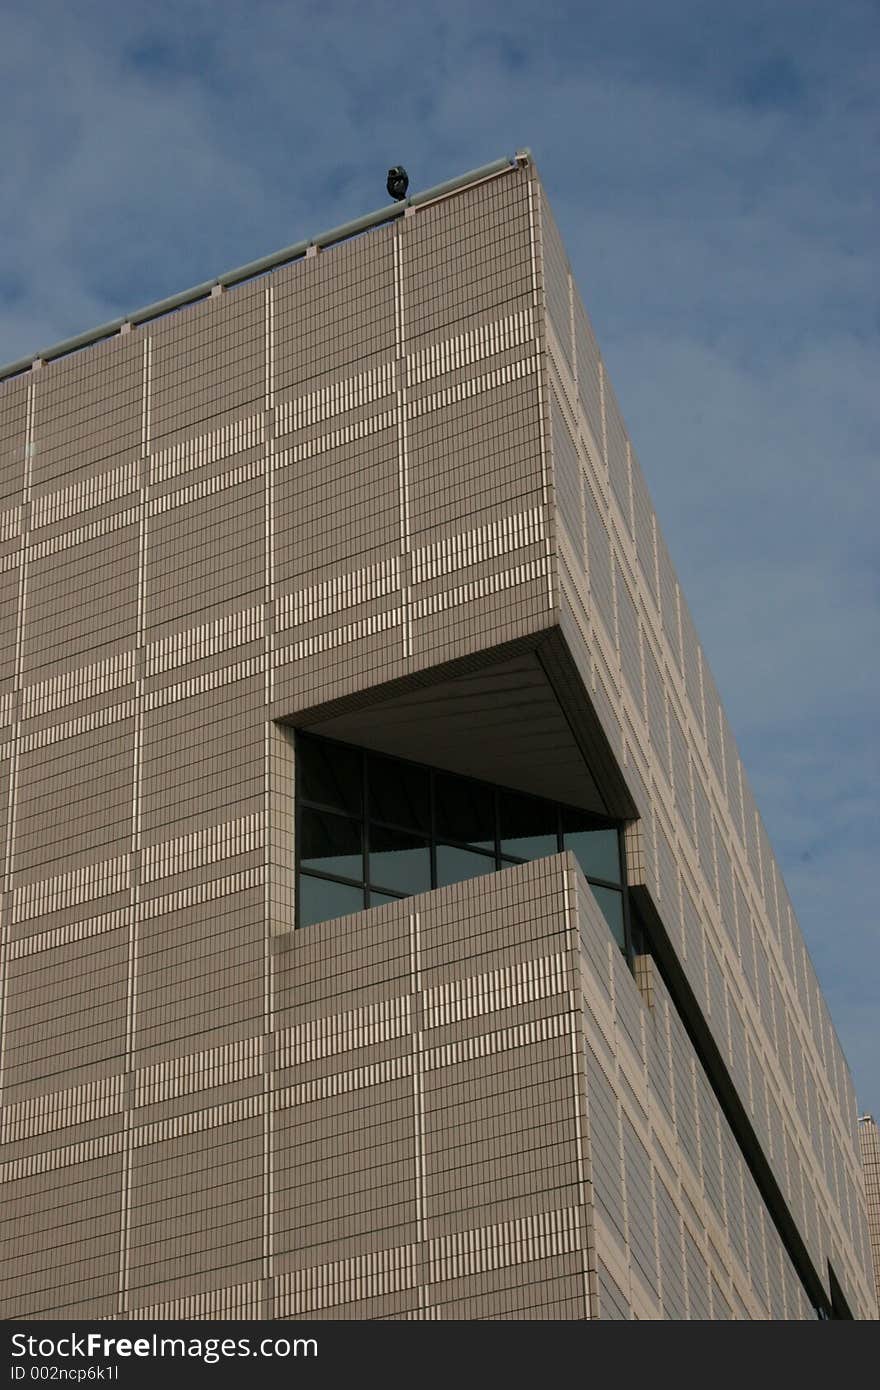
[0,374,34,1101]
[563,868,593,1318]
[410,910,427,1315]
[526,174,554,615]
[263,279,274,1310]
[393,223,410,660]
[118,333,150,1316]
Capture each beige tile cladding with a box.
[270,859,591,1320]
[571,857,813,1320]
[858,1116,880,1310]
[535,182,876,1318]
[0,162,553,1320]
[0,155,874,1318]
[0,852,836,1319]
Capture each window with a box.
[296,732,630,954]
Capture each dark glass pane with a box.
[368,825,431,896]
[368,753,430,832]
[298,736,362,814]
[434,771,495,850]
[499,789,558,861]
[562,810,621,884]
[368,889,406,908]
[300,807,363,880]
[589,883,626,951]
[436,843,496,888]
[298,874,364,927]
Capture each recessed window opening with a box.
[296,731,631,955]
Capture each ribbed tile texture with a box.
[0,167,555,1319]
[858,1116,880,1309]
[537,183,875,1319]
[0,159,874,1320]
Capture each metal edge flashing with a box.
[0,149,532,385]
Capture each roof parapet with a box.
[0,150,531,385]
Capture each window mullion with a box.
[430,768,437,889]
[362,748,370,901]
[297,733,632,970]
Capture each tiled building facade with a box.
[859,1115,880,1308]
[0,153,875,1319]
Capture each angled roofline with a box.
[0,150,532,386]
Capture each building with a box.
[0,151,875,1321]
[858,1115,880,1307]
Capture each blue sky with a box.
[1,1,877,1119]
